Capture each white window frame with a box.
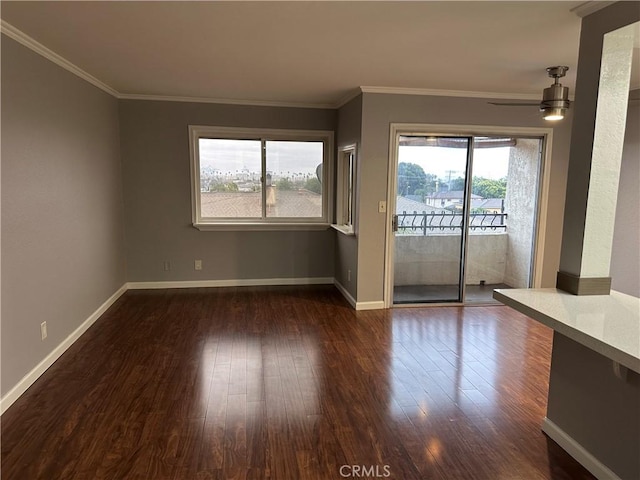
[189,125,334,231]
[332,144,357,236]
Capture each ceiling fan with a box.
[489,66,571,121]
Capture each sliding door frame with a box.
[384,123,554,308]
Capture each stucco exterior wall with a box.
[394,233,507,286]
[504,139,541,288]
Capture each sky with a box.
[398,145,510,180]
[200,139,323,174]
[199,138,511,180]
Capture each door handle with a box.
[392,214,398,232]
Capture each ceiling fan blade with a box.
[488,102,540,107]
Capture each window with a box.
[333,144,356,235]
[189,126,333,230]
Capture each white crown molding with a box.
[570,1,616,18]
[1,20,567,110]
[333,88,363,109]
[359,86,543,101]
[1,20,119,97]
[117,93,336,110]
[1,19,335,109]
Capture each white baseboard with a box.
[355,300,386,311]
[333,280,385,311]
[126,277,334,290]
[334,279,356,308]
[0,283,128,415]
[542,417,620,480]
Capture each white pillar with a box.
[581,24,635,277]
[557,17,638,295]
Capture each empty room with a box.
[2,2,639,479]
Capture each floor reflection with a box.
[2,287,590,480]
[201,330,321,422]
[389,307,507,420]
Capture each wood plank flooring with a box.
[2,286,594,479]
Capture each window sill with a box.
[331,224,355,236]
[193,222,331,232]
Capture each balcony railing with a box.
[397,212,507,235]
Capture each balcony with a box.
[394,210,533,304]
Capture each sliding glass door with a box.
[392,136,472,303]
[392,134,543,305]
[464,137,543,303]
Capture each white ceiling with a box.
[0,1,593,107]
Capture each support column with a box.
[557,12,637,295]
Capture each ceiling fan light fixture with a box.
[540,66,570,121]
[543,107,566,121]
[486,66,571,120]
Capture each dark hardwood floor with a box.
[2,286,594,479]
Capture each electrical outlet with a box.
[348,269,351,282]
[163,261,171,271]
[194,259,202,271]
[40,321,47,340]
[378,201,387,213]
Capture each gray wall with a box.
[119,100,337,282]
[547,333,640,479]
[358,93,573,302]
[334,94,362,299]
[611,91,640,297]
[1,37,126,396]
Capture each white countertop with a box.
[493,288,640,373]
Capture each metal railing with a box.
[397,211,507,235]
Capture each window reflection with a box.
[200,331,320,421]
[388,310,525,420]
